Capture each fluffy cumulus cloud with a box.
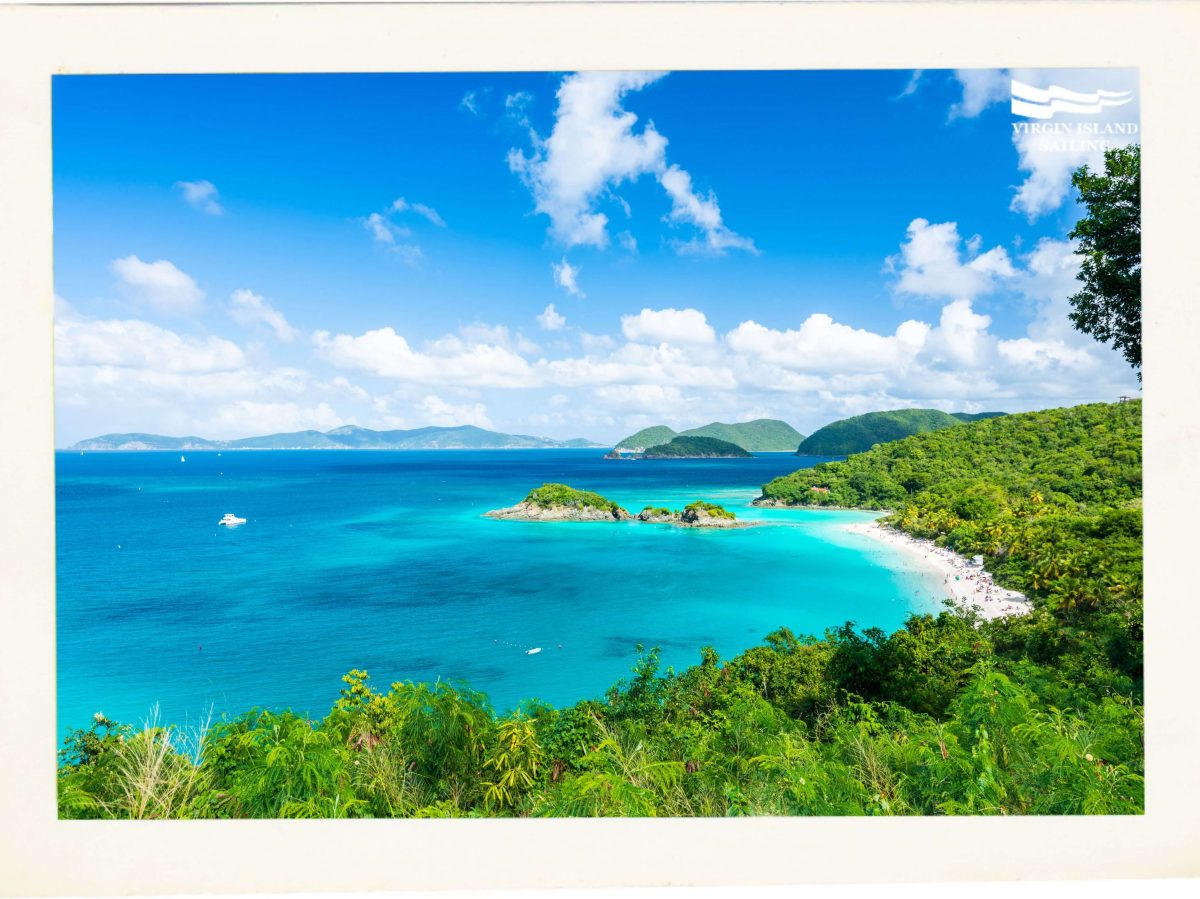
[509,71,753,254]
[887,219,1015,301]
[56,315,244,373]
[727,315,929,374]
[228,289,299,342]
[110,255,205,315]
[621,307,715,346]
[175,180,224,215]
[312,326,538,388]
[537,303,566,331]
[552,258,584,297]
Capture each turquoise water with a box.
[56,450,946,736]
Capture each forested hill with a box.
[616,419,804,452]
[795,408,1006,455]
[759,399,1143,700]
[763,401,1139,511]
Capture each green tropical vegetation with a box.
[58,399,1143,818]
[682,500,736,520]
[642,436,752,458]
[523,483,623,513]
[1068,145,1141,378]
[615,425,680,451]
[680,419,804,451]
[616,419,804,452]
[796,408,1005,456]
[950,411,1008,423]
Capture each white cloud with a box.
[887,219,1015,301]
[460,91,480,115]
[897,70,924,99]
[175,180,224,215]
[392,197,447,228]
[538,303,567,331]
[420,395,493,429]
[110,255,205,315]
[618,231,638,253]
[204,401,344,437]
[509,71,753,255]
[660,165,757,255]
[621,307,716,346]
[949,69,1009,119]
[228,289,299,342]
[313,326,539,388]
[505,91,534,128]
[56,315,244,373]
[552,258,584,297]
[455,322,539,355]
[539,340,736,390]
[509,71,667,248]
[592,384,686,415]
[364,212,401,244]
[727,315,928,374]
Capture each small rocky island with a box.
[485,483,631,522]
[486,484,751,529]
[640,436,752,459]
[638,501,752,529]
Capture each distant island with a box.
[68,425,606,451]
[615,419,804,453]
[641,436,752,458]
[486,484,749,528]
[795,409,1007,456]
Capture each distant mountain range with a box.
[69,425,607,451]
[796,409,1008,456]
[615,419,805,453]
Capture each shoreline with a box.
[842,519,1031,621]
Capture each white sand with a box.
[843,519,1031,621]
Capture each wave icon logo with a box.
[1011,80,1134,119]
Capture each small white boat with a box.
[218,513,246,527]
[180,455,186,462]
[525,647,542,656]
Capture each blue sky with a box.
[52,68,1140,445]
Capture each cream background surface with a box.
[1,1,1198,894]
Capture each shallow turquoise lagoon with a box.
[55,450,947,736]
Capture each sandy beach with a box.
[844,519,1031,621]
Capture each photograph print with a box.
[53,67,1143,819]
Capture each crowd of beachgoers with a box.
[845,519,1031,621]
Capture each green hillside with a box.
[617,419,803,452]
[615,426,678,451]
[679,419,805,451]
[797,408,966,455]
[642,435,752,458]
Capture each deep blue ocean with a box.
[55,450,947,737]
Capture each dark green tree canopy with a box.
[1068,145,1141,377]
